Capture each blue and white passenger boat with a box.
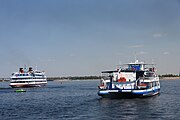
[98,60,160,98]
[10,67,47,88]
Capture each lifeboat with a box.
[137,83,147,89]
[118,77,126,82]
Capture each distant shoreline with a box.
[47,76,101,81]
[160,77,180,80]
[1,76,180,82]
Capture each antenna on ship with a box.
[117,60,122,69]
[24,65,27,72]
[35,66,38,71]
[134,51,138,63]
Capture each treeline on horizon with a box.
[159,74,180,77]
[47,74,180,81]
[47,76,101,81]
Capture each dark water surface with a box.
[0,80,180,120]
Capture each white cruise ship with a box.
[10,67,47,88]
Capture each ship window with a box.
[15,74,18,76]
[144,72,155,77]
[129,64,141,71]
[11,77,32,80]
[144,82,152,89]
[34,74,43,77]
[155,81,159,86]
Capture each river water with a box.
[0,79,180,120]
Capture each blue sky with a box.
[0,0,180,77]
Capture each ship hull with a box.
[98,88,160,99]
[10,83,47,88]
